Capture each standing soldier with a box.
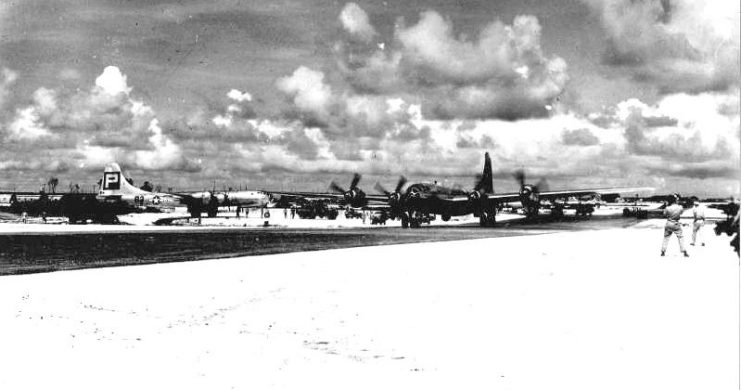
[691,201,705,246]
[661,194,689,257]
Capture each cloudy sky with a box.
[0,0,738,196]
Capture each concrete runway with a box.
[1,215,637,275]
[0,219,737,390]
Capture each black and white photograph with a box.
[0,0,739,388]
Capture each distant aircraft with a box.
[97,163,271,218]
[269,172,386,209]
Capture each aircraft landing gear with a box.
[188,202,202,218]
[442,214,451,222]
[401,210,425,228]
[479,210,496,227]
[207,196,219,218]
[401,213,410,228]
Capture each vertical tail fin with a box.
[482,152,493,194]
[99,163,148,196]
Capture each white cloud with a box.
[8,106,51,140]
[227,89,252,102]
[276,66,334,123]
[339,2,377,42]
[3,66,198,173]
[338,8,568,120]
[94,66,132,96]
[584,0,740,93]
[134,119,184,170]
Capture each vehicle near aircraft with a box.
[295,199,339,220]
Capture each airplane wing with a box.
[537,187,655,200]
[481,187,654,205]
[483,193,521,203]
[268,190,389,203]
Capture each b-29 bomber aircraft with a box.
[274,152,653,228]
[375,152,653,227]
[95,163,270,220]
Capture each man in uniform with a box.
[691,200,705,246]
[661,193,689,257]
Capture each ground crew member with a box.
[661,194,689,257]
[691,201,705,246]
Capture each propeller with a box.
[350,172,361,190]
[473,173,486,191]
[535,177,549,192]
[375,176,407,206]
[513,169,526,188]
[374,182,388,195]
[330,173,365,206]
[468,173,489,209]
[330,173,362,193]
[330,181,345,194]
[513,168,545,217]
[513,169,549,193]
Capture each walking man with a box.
[691,200,705,246]
[662,194,689,257]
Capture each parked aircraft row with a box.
[1,152,653,227]
[271,152,652,227]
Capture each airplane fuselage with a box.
[403,182,481,218]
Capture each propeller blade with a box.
[374,182,390,195]
[513,169,526,187]
[535,178,549,192]
[350,173,362,189]
[395,176,407,193]
[330,181,345,194]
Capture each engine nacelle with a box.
[519,185,540,215]
[343,189,366,207]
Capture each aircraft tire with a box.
[410,219,420,228]
[479,213,488,227]
[442,214,451,222]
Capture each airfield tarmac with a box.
[1,213,638,275]
[0,217,738,390]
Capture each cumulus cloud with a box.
[336,8,568,120]
[95,66,132,96]
[133,119,188,170]
[276,66,335,125]
[616,92,739,164]
[583,0,740,93]
[2,66,199,173]
[562,128,600,146]
[339,2,377,42]
[8,106,51,140]
[227,89,252,103]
